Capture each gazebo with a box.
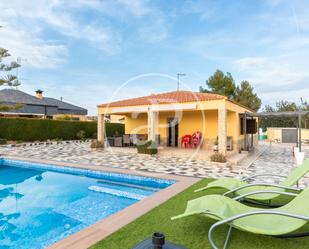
[244,111,309,152]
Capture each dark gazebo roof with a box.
[242,110,309,152]
[244,111,309,118]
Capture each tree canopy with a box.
[259,100,309,129]
[200,69,236,99]
[0,36,22,111]
[0,48,20,87]
[235,81,262,111]
[200,69,261,111]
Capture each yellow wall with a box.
[267,128,309,141]
[124,110,221,149]
[125,113,148,134]
[110,115,125,123]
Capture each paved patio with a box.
[0,141,308,186]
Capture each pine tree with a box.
[200,70,261,111]
[200,69,236,99]
[235,81,261,111]
[0,48,21,87]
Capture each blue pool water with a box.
[0,159,174,249]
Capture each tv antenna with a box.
[177,73,186,91]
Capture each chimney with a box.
[35,89,43,99]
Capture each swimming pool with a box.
[0,158,175,249]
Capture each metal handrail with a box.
[233,190,298,202]
[242,174,287,182]
[223,183,300,197]
[208,211,309,249]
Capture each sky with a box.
[0,0,309,115]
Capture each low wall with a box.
[267,127,309,142]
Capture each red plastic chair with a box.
[181,135,191,148]
[191,131,202,147]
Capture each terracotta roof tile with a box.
[98,90,226,108]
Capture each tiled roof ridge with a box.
[98,90,226,108]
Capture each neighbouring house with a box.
[0,88,87,120]
[97,90,257,155]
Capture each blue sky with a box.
[1,0,309,115]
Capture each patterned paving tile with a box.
[0,142,308,187]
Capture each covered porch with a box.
[98,103,253,156]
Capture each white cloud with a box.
[0,0,170,66]
[117,0,152,17]
[0,0,122,68]
[232,55,309,97]
[182,0,219,21]
[233,57,269,71]
[0,23,67,68]
[137,18,169,43]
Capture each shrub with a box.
[137,140,158,155]
[210,152,227,163]
[90,140,104,149]
[0,138,7,145]
[0,118,124,142]
[76,130,86,141]
[55,115,73,121]
[105,123,124,137]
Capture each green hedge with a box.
[137,140,158,155]
[105,122,125,137]
[0,118,124,142]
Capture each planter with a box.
[296,152,305,165]
[209,161,231,167]
[294,147,300,157]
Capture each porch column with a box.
[218,108,227,155]
[147,110,159,142]
[97,113,105,147]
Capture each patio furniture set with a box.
[107,132,234,153]
[213,136,234,151]
[180,132,203,148]
[107,134,149,147]
[172,158,309,249]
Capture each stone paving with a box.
[245,144,309,187]
[0,141,308,186]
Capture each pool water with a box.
[0,159,174,249]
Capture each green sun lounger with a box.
[195,159,309,203]
[172,187,309,249]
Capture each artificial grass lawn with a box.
[91,179,309,249]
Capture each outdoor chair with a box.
[114,136,123,147]
[107,137,114,147]
[213,136,233,151]
[226,136,233,151]
[194,159,309,206]
[123,134,131,146]
[155,134,160,145]
[172,187,309,249]
[181,135,191,148]
[191,131,202,147]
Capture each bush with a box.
[90,140,104,149]
[0,118,124,142]
[210,152,227,163]
[76,130,86,141]
[0,138,7,145]
[105,123,124,137]
[55,115,73,121]
[137,140,158,155]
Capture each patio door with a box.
[167,118,179,147]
